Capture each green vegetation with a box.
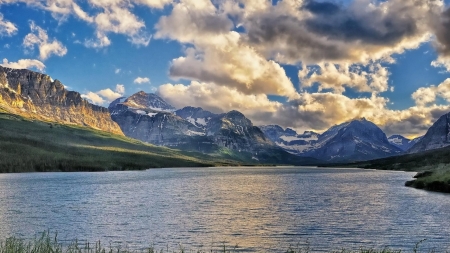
[330,147,450,193]
[0,112,237,172]
[404,164,450,193]
[0,232,436,253]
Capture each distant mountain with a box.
[259,125,319,155]
[122,91,175,112]
[388,135,422,151]
[262,119,402,162]
[0,66,122,135]
[109,92,317,165]
[175,106,216,129]
[408,112,450,153]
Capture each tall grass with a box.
[0,232,436,253]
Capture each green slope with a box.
[0,112,221,172]
[333,147,450,193]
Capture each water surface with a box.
[0,167,449,252]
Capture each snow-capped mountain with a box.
[175,106,216,129]
[408,112,450,153]
[262,119,403,162]
[259,125,319,155]
[388,135,422,151]
[122,91,175,112]
[109,92,315,164]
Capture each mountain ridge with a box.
[0,66,123,135]
[262,118,403,162]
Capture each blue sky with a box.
[1,0,450,137]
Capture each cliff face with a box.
[408,112,450,153]
[0,66,123,135]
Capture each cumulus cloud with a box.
[158,81,283,115]
[81,91,105,105]
[1,58,46,71]
[22,22,67,60]
[430,7,450,71]
[158,81,450,137]
[299,62,390,94]
[412,78,450,106]
[1,0,156,48]
[134,77,150,84]
[132,0,172,9]
[86,0,152,47]
[241,0,437,65]
[156,0,297,97]
[0,14,17,36]
[81,84,125,105]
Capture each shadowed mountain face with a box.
[109,92,317,165]
[261,119,403,162]
[408,112,450,153]
[0,66,123,135]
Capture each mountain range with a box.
[109,92,317,165]
[1,66,450,165]
[261,119,404,162]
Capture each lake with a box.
[0,167,449,252]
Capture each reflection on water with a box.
[0,167,449,252]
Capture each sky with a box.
[1,0,450,138]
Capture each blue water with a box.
[0,167,449,252]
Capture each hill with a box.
[0,112,223,172]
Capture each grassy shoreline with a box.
[0,113,233,173]
[324,147,450,194]
[0,232,436,253]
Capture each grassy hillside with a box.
[333,147,450,193]
[0,112,225,172]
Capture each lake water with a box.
[0,167,449,252]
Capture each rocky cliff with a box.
[0,66,123,135]
[408,112,450,153]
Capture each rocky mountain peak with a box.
[123,92,175,112]
[408,112,450,153]
[0,66,123,135]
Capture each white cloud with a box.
[115,84,125,94]
[0,0,154,48]
[115,68,121,74]
[431,56,450,72]
[134,77,150,84]
[1,58,46,71]
[412,78,450,106]
[158,81,450,137]
[156,0,296,97]
[81,84,125,105]
[299,62,390,94]
[22,21,67,60]
[96,88,122,101]
[84,31,111,49]
[81,91,105,105]
[132,0,172,9]
[0,14,17,36]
